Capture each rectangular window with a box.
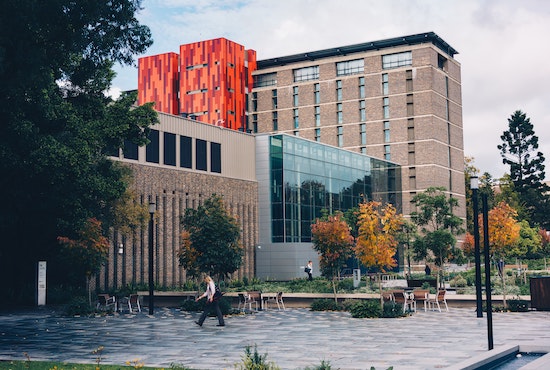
[337,103,343,124]
[273,111,278,131]
[407,94,414,116]
[293,66,319,82]
[293,86,299,106]
[383,97,389,119]
[211,142,221,173]
[359,100,366,121]
[196,139,207,171]
[336,80,342,101]
[164,132,176,166]
[359,77,365,99]
[180,135,192,168]
[382,51,412,69]
[293,108,299,128]
[336,59,364,76]
[253,72,277,88]
[438,54,448,70]
[384,144,391,160]
[384,121,390,143]
[146,129,159,164]
[382,73,389,95]
[123,139,138,160]
[361,147,367,154]
[314,83,320,104]
[315,106,321,126]
[406,69,413,92]
[337,126,344,147]
[360,123,366,145]
[315,128,321,142]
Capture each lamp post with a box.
[148,201,156,315]
[470,176,483,318]
[482,193,494,350]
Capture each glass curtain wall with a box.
[270,134,401,243]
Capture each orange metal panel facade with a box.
[138,52,179,115]
[179,38,256,131]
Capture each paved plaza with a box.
[1,306,550,369]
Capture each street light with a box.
[470,176,483,318]
[482,193,494,350]
[148,201,156,315]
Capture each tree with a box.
[396,219,419,277]
[311,212,355,301]
[0,1,156,300]
[410,187,464,286]
[355,201,403,306]
[58,218,109,304]
[178,194,243,281]
[498,110,550,227]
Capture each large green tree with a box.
[0,1,156,301]
[410,187,464,284]
[498,110,550,228]
[178,194,244,281]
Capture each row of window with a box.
[252,51,412,87]
[121,130,221,173]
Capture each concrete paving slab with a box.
[1,307,550,369]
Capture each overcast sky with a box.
[112,0,550,180]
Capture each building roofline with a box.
[257,31,458,69]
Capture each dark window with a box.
[146,130,159,163]
[211,142,221,173]
[123,139,138,160]
[180,135,192,168]
[196,139,207,171]
[164,132,176,166]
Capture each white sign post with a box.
[37,261,46,306]
[353,268,361,288]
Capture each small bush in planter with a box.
[382,301,406,318]
[64,296,96,316]
[349,300,381,318]
[507,299,529,312]
[310,299,344,311]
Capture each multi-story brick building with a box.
[250,31,465,220]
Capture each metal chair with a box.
[127,294,141,313]
[265,292,285,310]
[413,289,430,312]
[393,290,416,313]
[238,293,257,312]
[427,289,449,312]
[96,294,117,311]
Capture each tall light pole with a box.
[148,201,156,315]
[482,193,494,350]
[470,176,483,318]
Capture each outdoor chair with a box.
[413,289,430,311]
[96,294,117,311]
[427,289,449,312]
[127,294,141,313]
[381,291,394,302]
[265,292,285,310]
[393,290,416,313]
[238,293,257,312]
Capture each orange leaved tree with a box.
[58,218,109,305]
[311,212,355,301]
[480,201,521,307]
[355,201,403,307]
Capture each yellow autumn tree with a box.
[355,201,403,306]
[481,201,521,258]
[480,201,521,307]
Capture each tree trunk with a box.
[332,276,338,303]
[378,274,384,309]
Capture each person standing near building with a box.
[195,275,225,327]
[305,260,313,281]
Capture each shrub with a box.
[450,275,467,287]
[349,300,381,318]
[304,360,333,370]
[236,344,280,370]
[507,299,529,312]
[180,297,232,315]
[64,296,96,316]
[381,301,405,318]
[310,299,344,311]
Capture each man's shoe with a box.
[216,324,225,326]
[195,321,202,326]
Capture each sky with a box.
[111,0,550,181]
